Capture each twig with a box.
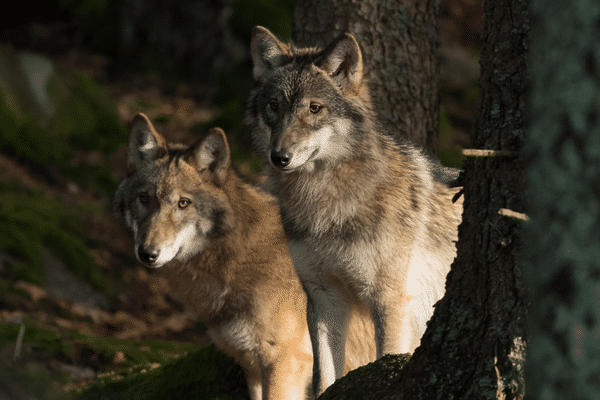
[462,149,517,158]
[13,323,25,361]
[499,208,529,222]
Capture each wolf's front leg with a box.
[306,287,350,398]
[242,363,262,400]
[372,289,418,358]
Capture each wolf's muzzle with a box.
[270,150,291,169]
[138,245,159,265]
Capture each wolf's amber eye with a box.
[178,198,191,209]
[309,103,322,114]
[139,193,150,204]
[268,100,278,112]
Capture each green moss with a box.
[1,321,241,399]
[0,86,72,165]
[0,65,126,164]
[319,354,412,400]
[0,361,70,400]
[52,71,126,154]
[0,321,83,398]
[0,278,31,299]
[0,278,32,311]
[0,181,112,294]
[1,319,64,355]
[77,345,249,400]
[0,60,125,198]
[63,163,120,198]
[1,320,200,370]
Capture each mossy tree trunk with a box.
[524,1,600,398]
[317,0,530,398]
[293,0,440,157]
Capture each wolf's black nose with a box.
[138,247,159,264]
[271,150,291,168]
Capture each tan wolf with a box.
[114,113,374,400]
[246,26,463,396]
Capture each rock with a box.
[113,351,126,365]
[49,360,96,381]
[0,48,59,126]
[16,52,57,124]
[41,247,110,310]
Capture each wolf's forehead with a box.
[268,68,300,97]
[269,65,329,100]
[166,166,203,189]
[142,163,203,196]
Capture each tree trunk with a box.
[379,0,529,398]
[524,1,600,398]
[317,0,529,398]
[293,0,440,157]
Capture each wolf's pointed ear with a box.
[251,26,289,81]
[128,113,168,169]
[318,33,364,92]
[194,127,231,181]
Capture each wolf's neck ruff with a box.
[267,138,391,240]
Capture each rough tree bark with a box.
[380,2,529,398]
[317,0,529,399]
[524,1,600,398]
[293,0,440,157]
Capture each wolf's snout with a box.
[270,150,291,168]
[138,246,159,264]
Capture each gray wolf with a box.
[246,26,463,397]
[114,113,374,400]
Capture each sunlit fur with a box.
[115,114,375,400]
[247,26,463,397]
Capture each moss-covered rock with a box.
[77,345,249,400]
[318,354,411,400]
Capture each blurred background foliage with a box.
[0,0,480,397]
